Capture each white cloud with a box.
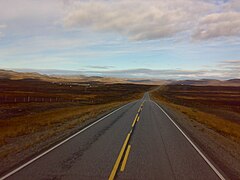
[222,0,240,11]
[63,0,214,41]
[23,67,238,80]
[0,24,7,38]
[220,60,240,64]
[86,65,115,69]
[0,0,63,21]
[62,0,240,41]
[81,59,240,79]
[193,12,240,40]
[218,60,240,71]
[0,32,4,38]
[0,24,7,29]
[0,0,239,41]
[0,0,67,37]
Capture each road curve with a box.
[1,93,225,180]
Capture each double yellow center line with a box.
[109,101,144,180]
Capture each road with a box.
[1,93,225,180]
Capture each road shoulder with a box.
[152,99,240,179]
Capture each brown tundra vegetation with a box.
[151,85,240,143]
[0,78,153,173]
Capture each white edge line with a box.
[152,101,226,180]
[0,101,135,180]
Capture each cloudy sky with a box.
[0,0,239,79]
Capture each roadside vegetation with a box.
[151,85,240,143]
[0,78,153,171]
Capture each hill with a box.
[1,69,239,86]
[171,79,240,86]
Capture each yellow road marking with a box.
[138,108,141,113]
[138,102,144,113]
[132,118,137,127]
[109,103,144,179]
[120,145,131,172]
[132,114,138,127]
[137,116,140,122]
[134,114,138,120]
[109,133,131,180]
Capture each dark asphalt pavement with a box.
[2,93,224,180]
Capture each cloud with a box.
[193,12,240,40]
[62,0,240,41]
[0,24,7,38]
[94,69,209,79]
[0,32,4,38]
[218,60,240,71]
[0,0,66,38]
[63,0,214,41]
[0,0,63,21]
[222,0,240,11]
[86,65,115,69]
[82,68,239,80]
[0,24,7,29]
[1,0,239,41]
[12,68,84,75]
[12,67,239,80]
[220,60,240,64]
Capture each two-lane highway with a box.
[1,93,225,180]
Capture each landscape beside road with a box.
[1,94,225,180]
[0,77,153,175]
[0,70,240,179]
[151,86,240,179]
[1,0,240,178]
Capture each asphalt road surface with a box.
[1,93,225,180]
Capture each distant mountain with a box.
[126,79,169,85]
[127,79,152,83]
[0,69,164,85]
[172,79,240,86]
[172,79,220,85]
[0,69,52,80]
[1,69,239,86]
[226,79,240,83]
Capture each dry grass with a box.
[0,100,132,159]
[0,79,153,164]
[0,102,124,144]
[151,86,240,143]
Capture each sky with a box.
[0,0,239,80]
